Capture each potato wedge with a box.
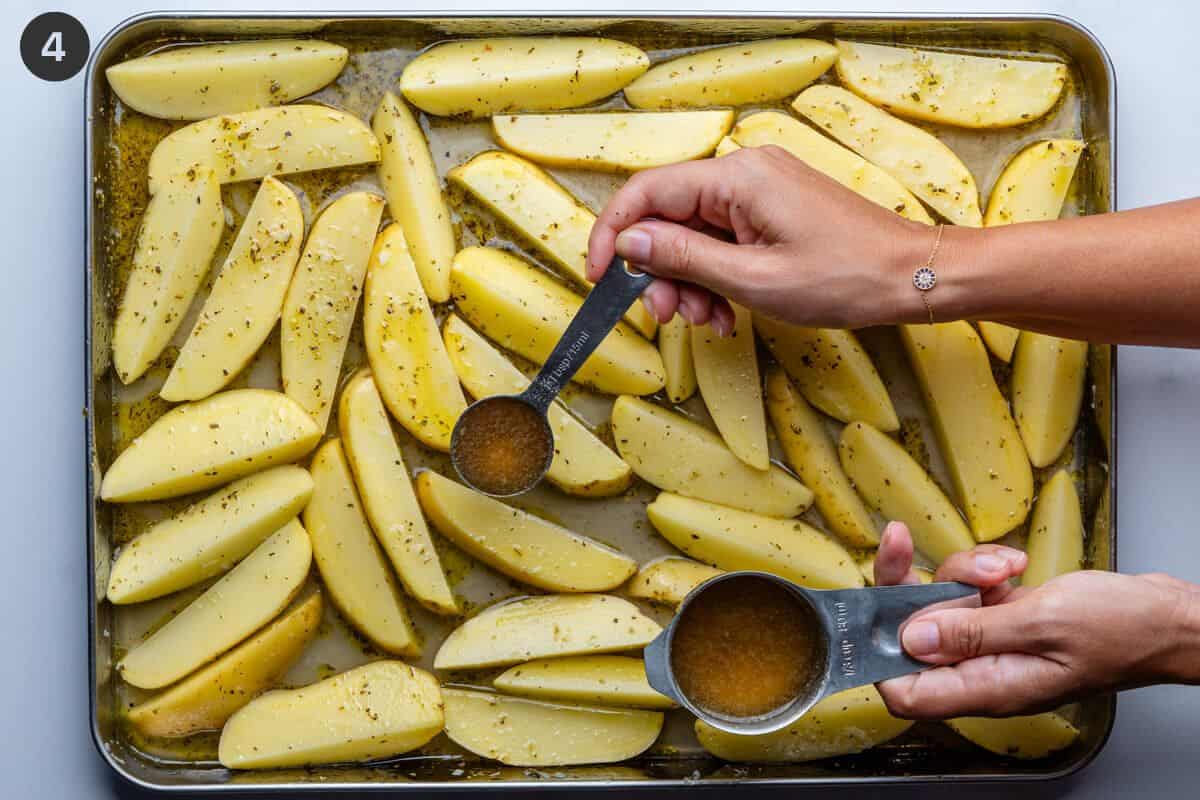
[755,315,899,432]
[1022,470,1084,587]
[793,86,982,227]
[450,247,664,395]
[415,471,637,592]
[442,688,663,767]
[111,167,223,384]
[834,41,1068,129]
[625,557,723,607]
[147,105,380,195]
[492,110,734,171]
[107,40,348,120]
[220,661,444,769]
[979,323,1021,363]
[373,92,457,302]
[1012,332,1088,467]
[126,592,322,738]
[714,136,740,157]
[493,656,674,710]
[766,368,879,548]
[99,389,321,503]
[730,111,933,224]
[338,370,457,615]
[161,176,303,401]
[447,152,655,336]
[610,396,812,517]
[692,303,769,470]
[624,38,836,109]
[646,492,862,590]
[107,465,313,605]
[281,191,385,430]
[658,315,697,404]
[901,323,1033,540]
[838,422,974,564]
[434,594,660,671]
[363,223,466,450]
[118,520,312,689]
[946,713,1079,759]
[696,686,913,762]
[304,439,419,656]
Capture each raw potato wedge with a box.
[766,368,879,548]
[111,168,223,384]
[338,370,457,615]
[442,688,663,767]
[448,152,655,336]
[793,86,982,227]
[692,303,769,470]
[281,191,385,430]
[126,592,322,738]
[979,323,1022,364]
[415,471,637,592]
[363,224,466,450]
[118,521,312,689]
[947,713,1079,760]
[1012,332,1089,467]
[730,111,933,224]
[107,40,347,120]
[373,92,457,302]
[99,389,320,503]
[658,315,697,403]
[624,38,836,109]
[147,105,380,195]
[611,396,812,517]
[647,492,863,590]
[492,110,735,171]
[838,422,974,564]
[106,465,313,605]
[400,37,649,118]
[450,247,664,395]
[220,661,444,769]
[755,316,899,432]
[625,557,723,607]
[1022,469,1084,587]
[834,40,1068,129]
[493,656,674,709]
[161,176,303,401]
[304,439,419,656]
[434,594,660,671]
[901,323,1034,541]
[696,686,913,762]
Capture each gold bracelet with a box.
[912,224,944,325]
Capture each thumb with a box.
[613,220,748,297]
[900,603,1036,665]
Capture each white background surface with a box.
[2,0,1198,797]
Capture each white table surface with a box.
[2,0,1197,796]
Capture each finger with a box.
[934,546,1028,588]
[874,522,924,587]
[677,284,714,326]
[877,653,1070,719]
[641,280,679,323]
[709,296,737,338]
[610,220,750,298]
[899,602,1040,664]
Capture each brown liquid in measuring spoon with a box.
[454,397,552,495]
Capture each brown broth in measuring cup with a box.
[453,397,553,496]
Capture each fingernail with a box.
[677,295,698,323]
[642,293,656,317]
[975,554,1005,573]
[615,228,652,263]
[903,621,941,656]
[713,315,733,337]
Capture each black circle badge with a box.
[21,12,89,81]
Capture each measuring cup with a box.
[643,571,980,735]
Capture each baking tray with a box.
[85,10,1118,792]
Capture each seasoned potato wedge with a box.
[434,594,660,671]
[112,167,223,384]
[834,41,1068,129]
[107,465,313,605]
[126,592,322,738]
[304,439,419,656]
[161,176,303,401]
[766,369,879,548]
[793,86,982,227]
[696,686,913,762]
[373,92,457,302]
[107,40,347,120]
[448,152,655,336]
[979,323,1022,364]
[338,370,457,615]
[99,389,321,503]
[647,492,863,590]
[147,105,380,195]
[611,396,812,517]
[363,224,466,450]
[658,315,697,404]
[281,192,385,430]
[118,520,311,689]
[450,247,664,395]
[692,304,768,469]
[493,656,674,710]
[415,471,637,592]
[442,688,663,767]
[624,38,836,109]
[220,661,444,769]
[625,557,723,607]
[946,713,1079,759]
[901,323,1033,541]
[1012,332,1088,467]
[1022,470,1084,587]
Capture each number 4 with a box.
[41,31,65,62]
